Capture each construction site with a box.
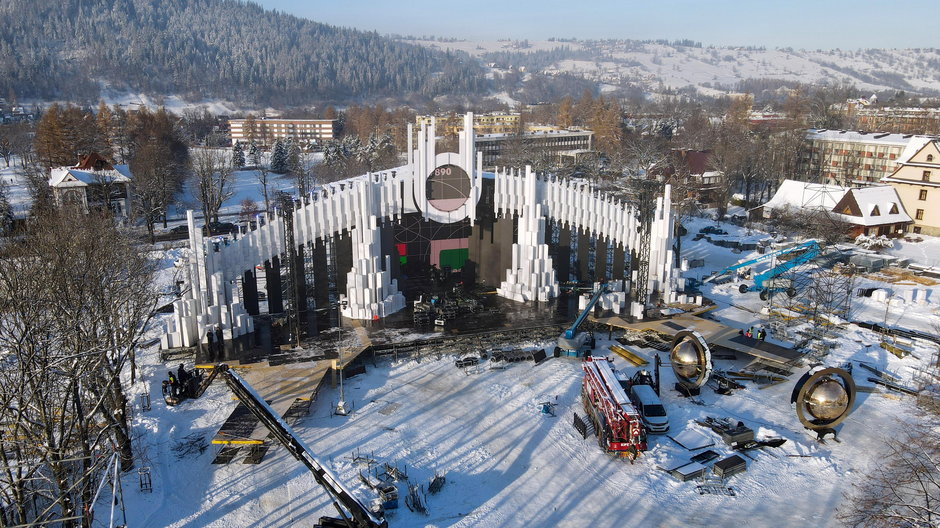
[124,118,940,528]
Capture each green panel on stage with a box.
[440,248,469,270]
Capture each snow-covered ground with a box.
[119,313,936,527]
[105,212,940,527]
[7,163,940,525]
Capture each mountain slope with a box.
[412,38,940,99]
[0,0,488,106]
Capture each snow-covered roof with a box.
[805,129,927,146]
[762,179,846,212]
[760,180,909,227]
[476,129,592,139]
[896,136,934,164]
[48,165,132,187]
[838,186,911,226]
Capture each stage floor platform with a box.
[594,313,804,368]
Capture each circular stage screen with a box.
[427,164,471,212]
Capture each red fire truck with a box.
[581,356,647,458]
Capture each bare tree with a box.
[840,420,940,528]
[0,208,157,526]
[0,124,16,167]
[131,140,176,242]
[255,162,271,212]
[239,197,259,224]
[190,148,234,224]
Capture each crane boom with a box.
[565,285,608,339]
[752,242,821,291]
[702,240,819,283]
[213,365,387,528]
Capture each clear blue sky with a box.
[254,0,939,49]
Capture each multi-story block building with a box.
[881,139,940,236]
[843,103,940,135]
[800,129,936,187]
[228,118,337,148]
[475,129,594,168]
[416,113,523,136]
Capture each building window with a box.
[928,154,935,162]
[914,226,922,234]
[920,189,928,200]
[871,206,880,216]
[924,170,932,181]
[916,209,925,220]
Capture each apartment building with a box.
[416,113,522,136]
[801,129,936,187]
[228,118,337,148]
[476,129,594,167]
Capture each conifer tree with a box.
[270,139,288,174]
[248,142,261,166]
[232,141,245,168]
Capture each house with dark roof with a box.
[47,153,133,218]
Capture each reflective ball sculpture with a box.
[669,330,712,390]
[791,367,856,434]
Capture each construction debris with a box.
[696,417,755,445]
[713,455,747,479]
[428,472,446,494]
[696,473,736,496]
[405,484,427,515]
[868,377,919,395]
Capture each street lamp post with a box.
[333,300,349,416]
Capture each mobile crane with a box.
[704,240,821,300]
[556,284,608,357]
[581,356,647,457]
[200,365,387,528]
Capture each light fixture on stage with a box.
[669,330,712,396]
[790,366,856,440]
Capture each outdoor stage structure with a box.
[161,114,683,351]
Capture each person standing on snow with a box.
[206,328,216,362]
[215,326,224,359]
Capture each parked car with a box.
[170,224,189,235]
[629,383,669,434]
[204,221,238,235]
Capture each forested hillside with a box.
[0,0,489,106]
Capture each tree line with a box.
[0,0,489,107]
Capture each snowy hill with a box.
[408,38,940,98]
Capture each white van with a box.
[629,384,669,434]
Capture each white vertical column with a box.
[496,165,559,303]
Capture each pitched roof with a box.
[48,165,132,187]
[838,186,911,226]
[762,179,846,212]
[761,179,910,227]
